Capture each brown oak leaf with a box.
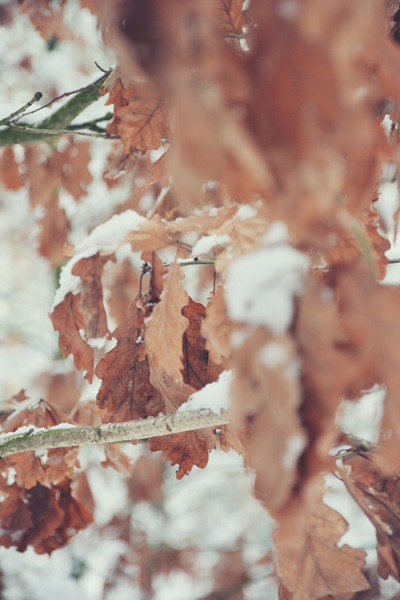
[0,147,22,190]
[104,78,171,153]
[146,261,189,382]
[201,286,236,365]
[45,447,80,484]
[148,428,216,479]
[95,300,163,423]
[149,361,196,414]
[274,483,369,600]
[50,292,94,382]
[231,328,305,512]
[182,298,222,390]
[37,194,70,266]
[342,452,400,583]
[216,0,245,35]
[72,252,112,340]
[102,444,132,476]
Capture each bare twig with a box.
[0,92,43,126]
[0,409,230,459]
[8,121,118,140]
[11,72,111,124]
[335,433,377,458]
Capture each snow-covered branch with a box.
[0,409,230,458]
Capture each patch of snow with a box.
[87,336,108,349]
[262,221,289,245]
[260,342,288,368]
[191,234,231,256]
[74,210,146,255]
[53,210,147,308]
[282,434,306,471]
[225,245,309,334]
[178,370,233,413]
[236,204,257,220]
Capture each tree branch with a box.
[0,72,110,147]
[0,409,230,458]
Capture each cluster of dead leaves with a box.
[0,391,93,553]
[5,0,400,597]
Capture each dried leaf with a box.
[149,362,195,414]
[202,286,236,365]
[274,484,369,600]
[182,298,222,390]
[128,452,164,503]
[95,300,163,422]
[37,194,70,266]
[7,453,48,490]
[216,0,245,35]
[342,453,400,582]
[102,444,132,476]
[0,147,22,190]
[104,78,171,153]
[50,292,94,383]
[45,447,80,484]
[231,328,305,511]
[149,428,216,479]
[107,258,140,325]
[72,252,112,339]
[146,261,189,382]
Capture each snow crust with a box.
[191,234,231,256]
[260,342,288,368]
[178,370,233,414]
[282,434,307,471]
[52,210,145,308]
[225,244,309,334]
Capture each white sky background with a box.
[1,1,400,599]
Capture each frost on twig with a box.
[0,409,230,458]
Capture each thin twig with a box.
[66,112,113,131]
[0,92,43,126]
[8,122,118,140]
[0,409,230,459]
[95,61,111,74]
[11,72,111,124]
[335,433,377,458]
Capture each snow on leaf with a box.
[274,484,370,600]
[50,291,94,382]
[104,78,171,153]
[95,300,163,423]
[146,261,189,383]
[165,206,238,238]
[225,245,309,334]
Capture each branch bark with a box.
[0,409,230,458]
